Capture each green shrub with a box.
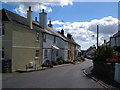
[57,60,62,65]
[93,45,115,63]
[51,60,59,65]
[42,62,53,67]
[64,60,71,64]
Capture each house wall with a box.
[56,37,68,60]
[74,45,80,60]
[43,34,54,62]
[111,36,120,47]
[114,63,120,83]
[3,22,42,71]
[2,22,12,60]
[43,33,68,63]
[68,43,75,61]
[116,36,120,46]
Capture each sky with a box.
[1,1,119,50]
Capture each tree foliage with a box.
[94,45,115,63]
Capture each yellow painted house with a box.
[0,7,44,72]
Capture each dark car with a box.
[87,56,94,59]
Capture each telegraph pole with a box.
[97,25,99,49]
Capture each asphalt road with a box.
[2,59,104,88]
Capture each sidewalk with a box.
[83,66,120,89]
[2,61,83,81]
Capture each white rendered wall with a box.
[114,63,120,83]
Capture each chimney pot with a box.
[48,20,53,28]
[35,17,37,21]
[61,29,64,35]
[67,33,72,39]
[42,9,44,13]
[29,6,31,11]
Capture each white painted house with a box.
[39,9,68,63]
[42,28,68,62]
[110,31,120,55]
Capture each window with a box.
[43,34,46,42]
[2,24,4,35]
[36,32,39,41]
[56,50,58,56]
[54,36,56,43]
[2,48,4,58]
[35,50,39,57]
[0,24,4,36]
[0,25,2,36]
[44,49,48,59]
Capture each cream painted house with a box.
[0,7,44,72]
[66,33,81,61]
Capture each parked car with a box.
[86,56,94,59]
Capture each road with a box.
[2,59,104,88]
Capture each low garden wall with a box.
[93,61,115,80]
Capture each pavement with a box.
[2,63,75,80]
[2,60,104,88]
[83,60,120,90]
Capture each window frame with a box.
[43,34,46,42]
[35,50,39,58]
[54,36,56,43]
[44,49,48,59]
[2,47,4,59]
[56,50,58,56]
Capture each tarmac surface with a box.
[2,59,105,88]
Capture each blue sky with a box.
[48,2,118,21]
[1,2,119,50]
[2,2,118,22]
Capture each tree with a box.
[93,45,115,63]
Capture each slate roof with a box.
[66,37,80,46]
[0,9,45,33]
[1,8,80,46]
[46,27,68,41]
[112,31,120,37]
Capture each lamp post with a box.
[97,25,99,49]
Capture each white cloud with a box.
[4,0,73,16]
[1,0,120,2]
[13,2,53,17]
[54,16,118,50]
[51,20,64,25]
[88,16,118,34]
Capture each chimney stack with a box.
[27,6,33,29]
[61,29,64,35]
[48,20,53,28]
[67,33,72,39]
[39,9,47,28]
[104,40,106,44]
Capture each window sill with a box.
[35,57,40,60]
[35,40,40,42]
